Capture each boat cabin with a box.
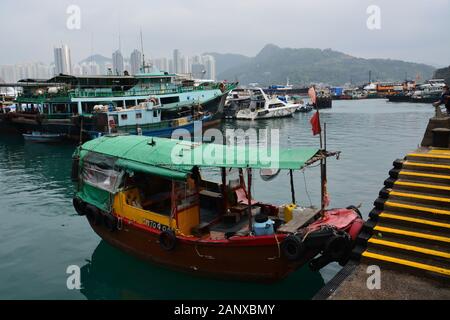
[74,135,328,239]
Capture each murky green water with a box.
[0,99,433,299]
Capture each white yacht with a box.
[235,88,298,120]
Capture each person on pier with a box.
[433,84,450,114]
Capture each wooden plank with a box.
[277,208,319,233]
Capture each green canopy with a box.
[79,135,321,180]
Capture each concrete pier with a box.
[316,114,450,300]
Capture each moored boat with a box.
[235,88,298,120]
[72,135,364,281]
[22,131,66,143]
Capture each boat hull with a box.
[236,106,297,120]
[87,217,313,282]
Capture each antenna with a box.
[140,29,145,72]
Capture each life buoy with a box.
[159,230,177,251]
[73,197,86,216]
[281,234,305,261]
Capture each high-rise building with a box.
[130,49,142,75]
[191,63,206,79]
[202,55,216,80]
[152,58,169,72]
[173,49,180,73]
[112,50,124,75]
[54,45,72,75]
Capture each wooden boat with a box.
[72,135,364,282]
[22,131,66,143]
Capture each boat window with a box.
[121,114,128,120]
[153,110,158,118]
[126,173,172,216]
[136,113,142,119]
[82,153,123,193]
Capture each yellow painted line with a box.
[394,181,450,191]
[374,225,450,243]
[429,149,450,155]
[408,153,450,160]
[404,161,450,170]
[389,190,450,203]
[379,212,450,229]
[362,251,450,276]
[368,238,450,259]
[385,200,450,216]
[399,170,450,180]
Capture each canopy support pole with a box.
[289,169,296,205]
[247,168,253,232]
[221,167,228,215]
[321,123,327,215]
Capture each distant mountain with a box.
[434,66,450,85]
[217,44,436,86]
[79,54,112,65]
[203,52,251,76]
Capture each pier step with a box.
[374,198,450,217]
[406,152,450,165]
[384,178,450,196]
[354,147,450,279]
[370,209,450,233]
[379,188,450,207]
[373,223,450,246]
[362,248,450,277]
[395,159,450,174]
[389,169,450,184]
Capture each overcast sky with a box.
[1,0,449,66]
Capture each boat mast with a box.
[289,169,296,205]
[221,167,228,215]
[247,168,253,231]
[321,123,327,214]
[140,29,145,72]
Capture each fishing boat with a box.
[22,131,66,143]
[4,73,236,140]
[72,135,364,281]
[77,97,214,139]
[296,104,313,113]
[235,88,298,120]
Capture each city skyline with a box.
[0,44,217,82]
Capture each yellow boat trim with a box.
[404,161,450,170]
[379,212,450,229]
[389,190,450,203]
[368,238,450,259]
[362,251,450,276]
[385,200,450,216]
[374,225,450,243]
[408,153,450,160]
[399,170,450,180]
[394,180,450,191]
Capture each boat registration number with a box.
[143,219,171,232]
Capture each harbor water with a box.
[0,99,433,299]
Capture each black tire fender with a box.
[103,214,118,232]
[159,230,177,251]
[324,233,351,261]
[281,234,305,261]
[73,197,86,216]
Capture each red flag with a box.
[310,111,321,136]
[308,87,317,105]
